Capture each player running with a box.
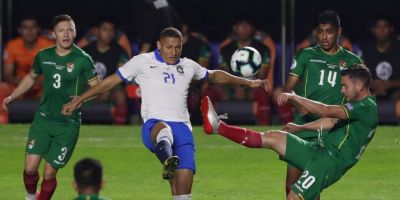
[2,15,99,200]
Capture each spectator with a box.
[134,0,182,54]
[73,158,109,200]
[181,23,216,124]
[361,15,400,122]
[219,16,272,125]
[0,16,53,124]
[77,21,132,57]
[83,19,129,125]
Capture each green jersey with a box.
[325,96,378,169]
[290,46,362,138]
[33,44,97,123]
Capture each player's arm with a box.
[207,70,267,90]
[283,74,299,92]
[278,92,347,119]
[2,71,39,111]
[283,118,338,133]
[62,73,123,115]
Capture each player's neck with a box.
[55,46,72,56]
[321,45,340,55]
[355,90,371,101]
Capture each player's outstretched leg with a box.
[201,96,262,148]
[200,96,221,134]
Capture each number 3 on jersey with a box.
[53,73,61,88]
[318,70,337,87]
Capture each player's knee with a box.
[24,167,38,175]
[173,194,192,200]
[262,130,282,147]
[287,191,301,200]
[156,126,174,145]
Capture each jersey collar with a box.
[154,49,180,65]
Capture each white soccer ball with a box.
[230,46,262,78]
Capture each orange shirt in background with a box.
[3,36,54,81]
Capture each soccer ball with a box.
[230,46,262,78]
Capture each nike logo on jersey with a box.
[150,65,159,68]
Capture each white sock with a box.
[25,193,36,200]
[172,194,191,200]
[156,127,174,145]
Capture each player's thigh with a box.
[141,119,161,152]
[26,114,52,157]
[45,122,80,169]
[169,122,196,173]
[286,136,318,170]
[291,151,337,200]
[281,133,318,170]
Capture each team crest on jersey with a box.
[339,60,346,68]
[28,139,35,149]
[176,65,184,74]
[67,63,75,73]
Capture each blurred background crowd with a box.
[1,0,400,125]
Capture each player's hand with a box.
[277,92,294,106]
[248,79,267,88]
[282,122,302,133]
[2,96,13,112]
[62,96,82,116]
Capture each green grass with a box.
[0,124,399,199]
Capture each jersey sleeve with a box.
[117,55,144,83]
[32,53,43,75]
[342,101,368,120]
[81,57,97,82]
[191,59,208,80]
[289,50,308,77]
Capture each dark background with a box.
[2,0,399,44]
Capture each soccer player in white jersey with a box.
[62,27,266,200]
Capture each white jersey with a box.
[117,50,208,123]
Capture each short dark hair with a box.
[159,27,183,40]
[317,10,341,29]
[342,64,372,87]
[96,17,116,28]
[19,16,38,26]
[371,14,393,27]
[74,158,103,191]
[52,14,74,29]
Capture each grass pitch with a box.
[0,124,399,199]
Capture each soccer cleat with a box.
[162,156,180,180]
[25,192,39,200]
[201,96,227,134]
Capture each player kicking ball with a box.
[62,27,266,200]
[201,64,377,200]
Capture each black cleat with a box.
[162,156,180,180]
